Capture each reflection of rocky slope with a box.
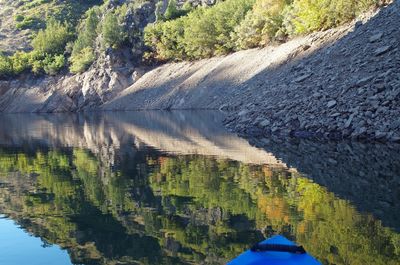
[248,137,400,230]
[0,111,283,165]
[0,111,399,230]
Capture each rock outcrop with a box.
[0,0,156,112]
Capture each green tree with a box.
[164,0,189,20]
[70,8,100,73]
[155,1,165,22]
[145,0,254,60]
[10,51,31,74]
[164,0,179,20]
[72,8,100,56]
[32,18,72,55]
[102,12,125,48]
[70,47,95,73]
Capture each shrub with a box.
[184,0,255,58]
[233,0,290,50]
[145,0,254,61]
[164,0,191,20]
[155,1,164,22]
[10,51,31,74]
[16,16,45,30]
[15,14,25,22]
[32,18,72,55]
[144,18,186,61]
[70,47,95,73]
[42,54,66,75]
[0,54,13,79]
[287,0,381,34]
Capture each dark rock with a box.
[374,45,392,56]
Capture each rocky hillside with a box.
[106,1,399,142]
[0,0,158,111]
[0,0,399,142]
[0,0,102,54]
[224,0,400,142]
[0,0,30,53]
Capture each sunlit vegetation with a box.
[0,0,153,78]
[0,0,103,78]
[0,148,399,265]
[0,0,390,78]
[144,0,388,61]
[0,18,71,76]
[69,8,100,73]
[102,11,126,49]
[144,0,255,61]
[0,0,101,78]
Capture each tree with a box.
[72,8,100,56]
[70,47,95,73]
[102,12,125,48]
[32,18,72,55]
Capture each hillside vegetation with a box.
[0,0,151,78]
[0,0,389,78]
[144,0,390,61]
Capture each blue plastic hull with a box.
[228,235,321,265]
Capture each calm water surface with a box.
[0,111,399,265]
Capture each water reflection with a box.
[0,111,399,265]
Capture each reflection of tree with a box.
[0,148,399,265]
[150,156,400,265]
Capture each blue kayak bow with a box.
[228,235,321,265]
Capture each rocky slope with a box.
[0,1,399,142]
[106,0,400,142]
[224,0,400,142]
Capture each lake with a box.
[0,111,399,265]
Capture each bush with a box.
[144,18,186,61]
[0,54,13,79]
[16,16,45,30]
[287,0,381,34]
[14,14,25,22]
[145,0,385,62]
[185,0,255,58]
[32,18,72,55]
[42,54,66,75]
[10,51,31,74]
[155,1,164,22]
[233,0,290,50]
[70,47,95,73]
[164,0,191,20]
[145,0,254,61]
